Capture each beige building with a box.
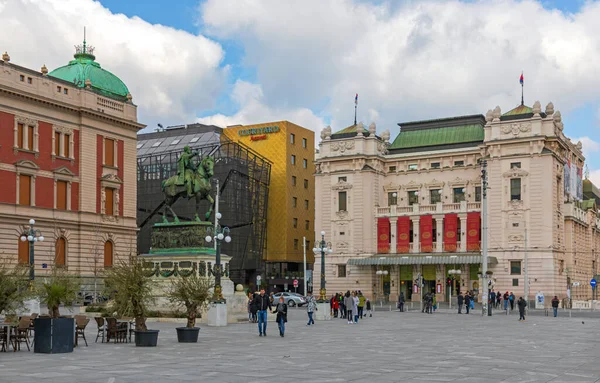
[0,43,142,293]
[315,101,600,305]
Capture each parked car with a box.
[272,292,306,307]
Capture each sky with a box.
[1,0,600,182]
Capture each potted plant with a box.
[35,266,79,353]
[0,260,30,319]
[166,274,212,343]
[104,255,158,347]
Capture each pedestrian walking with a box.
[344,291,354,324]
[332,293,340,318]
[398,292,405,312]
[496,292,501,309]
[490,290,496,309]
[250,293,259,323]
[255,289,272,336]
[457,292,464,314]
[306,291,317,326]
[358,291,366,318]
[551,295,560,317]
[503,291,509,311]
[366,298,372,317]
[339,293,346,320]
[509,292,515,311]
[272,296,288,337]
[465,292,471,314]
[352,292,359,323]
[432,294,437,313]
[517,297,527,321]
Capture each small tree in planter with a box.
[0,260,30,318]
[38,267,79,318]
[166,274,212,343]
[104,255,158,347]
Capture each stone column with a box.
[460,216,467,252]
[390,218,398,254]
[436,216,444,252]
[412,217,420,253]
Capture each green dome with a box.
[48,43,129,101]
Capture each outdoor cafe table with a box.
[102,319,134,343]
[0,322,18,352]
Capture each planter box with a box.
[134,329,159,347]
[176,327,200,343]
[34,317,74,354]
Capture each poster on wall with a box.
[564,158,571,199]
[577,166,583,201]
[571,161,577,200]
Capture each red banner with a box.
[377,218,390,253]
[444,213,458,252]
[396,216,411,253]
[420,215,433,253]
[467,212,481,251]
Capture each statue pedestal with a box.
[315,302,331,321]
[207,303,228,327]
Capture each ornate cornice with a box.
[500,122,531,137]
[448,177,468,186]
[401,180,422,190]
[331,180,352,190]
[425,179,445,188]
[503,168,529,178]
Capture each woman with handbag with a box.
[272,296,288,337]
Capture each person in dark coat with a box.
[457,292,464,314]
[465,292,471,314]
[398,292,405,312]
[517,297,527,321]
[551,295,560,317]
[272,296,288,337]
[250,293,259,323]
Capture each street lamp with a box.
[312,231,333,302]
[20,218,44,285]
[376,270,388,302]
[205,215,231,303]
[477,270,493,316]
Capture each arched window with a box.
[104,241,113,267]
[18,238,29,264]
[55,237,66,266]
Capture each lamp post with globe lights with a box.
[204,212,231,303]
[312,231,333,302]
[20,219,44,286]
[376,270,389,302]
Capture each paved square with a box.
[2,308,600,383]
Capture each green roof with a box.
[48,41,129,101]
[581,199,596,211]
[332,123,368,136]
[390,124,484,150]
[502,104,532,116]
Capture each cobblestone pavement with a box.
[2,308,600,383]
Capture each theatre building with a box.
[0,44,142,292]
[315,101,600,304]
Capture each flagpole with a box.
[521,71,524,106]
[354,102,357,126]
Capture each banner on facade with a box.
[422,264,436,280]
[399,266,412,280]
[420,215,433,252]
[444,213,458,252]
[377,217,390,253]
[397,216,411,253]
[466,212,481,251]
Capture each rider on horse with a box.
[176,146,199,198]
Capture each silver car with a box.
[272,292,306,307]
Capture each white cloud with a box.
[201,0,600,135]
[573,137,600,160]
[197,80,327,137]
[0,0,226,127]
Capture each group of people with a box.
[330,291,371,324]
[488,290,517,311]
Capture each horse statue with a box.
[161,155,215,223]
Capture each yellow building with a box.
[223,121,315,292]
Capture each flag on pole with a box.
[519,72,524,85]
[355,93,358,105]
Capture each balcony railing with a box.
[376,201,481,217]
[380,241,481,254]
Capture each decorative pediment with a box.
[500,122,531,137]
[101,173,123,183]
[335,211,349,219]
[448,177,468,186]
[53,124,73,134]
[507,200,524,210]
[331,141,355,153]
[425,179,445,188]
[383,182,398,192]
[14,159,39,170]
[53,166,75,177]
[401,180,422,190]
[503,168,529,178]
[332,180,353,191]
[15,115,38,128]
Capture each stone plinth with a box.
[315,302,331,320]
[207,302,228,326]
[150,221,214,255]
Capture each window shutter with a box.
[19,174,31,206]
[56,181,67,210]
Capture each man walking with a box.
[551,295,560,317]
[457,292,464,314]
[517,296,527,321]
[465,292,471,314]
[398,292,405,312]
[306,291,317,326]
[255,289,272,336]
[358,291,366,318]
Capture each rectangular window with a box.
[303,159,308,168]
[293,218,298,228]
[510,162,521,169]
[304,179,308,189]
[63,88,68,95]
[17,123,25,149]
[57,86,61,93]
[431,162,440,169]
[54,131,60,155]
[104,138,115,167]
[510,178,521,200]
[291,155,296,165]
[293,239,299,250]
[338,176,347,182]
[453,187,465,203]
[430,189,442,204]
[389,166,396,172]
[408,190,419,205]
[512,278,519,287]
[388,192,398,206]
[290,133,295,144]
[292,197,297,208]
[302,138,307,148]
[27,77,32,84]
[27,125,34,150]
[475,186,482,202]
[338,265,347,278]
[338,191,347,211]
[56,180,67,210]
[510,261,521,275]
[19,174,31,206]
[64,134,71,158]
[408,164,417,171]
[105,188,114,216]
[19,75,24,82]
[292,176,296,186]
[304,200,309,209]
[454,160,464,167]
[305,220,310,230]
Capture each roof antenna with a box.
[83,26,87,54]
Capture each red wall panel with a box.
[467,212,481,251]
[377,217,390,253]
[420,215,433,253]
[71,182,79,211]
[0,169,16,203]
[396,216,410,253]
[444,213,458,252]
[35,177,54,208]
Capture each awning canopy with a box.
[347,254,498,266]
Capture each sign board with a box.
[293,279,298,288]
[436,283,441,294]
[573,282,581,287]
[591,279,597,288]
[256,275,261,288]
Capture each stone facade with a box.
[315,103,599,304]
[0,51,143,293]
